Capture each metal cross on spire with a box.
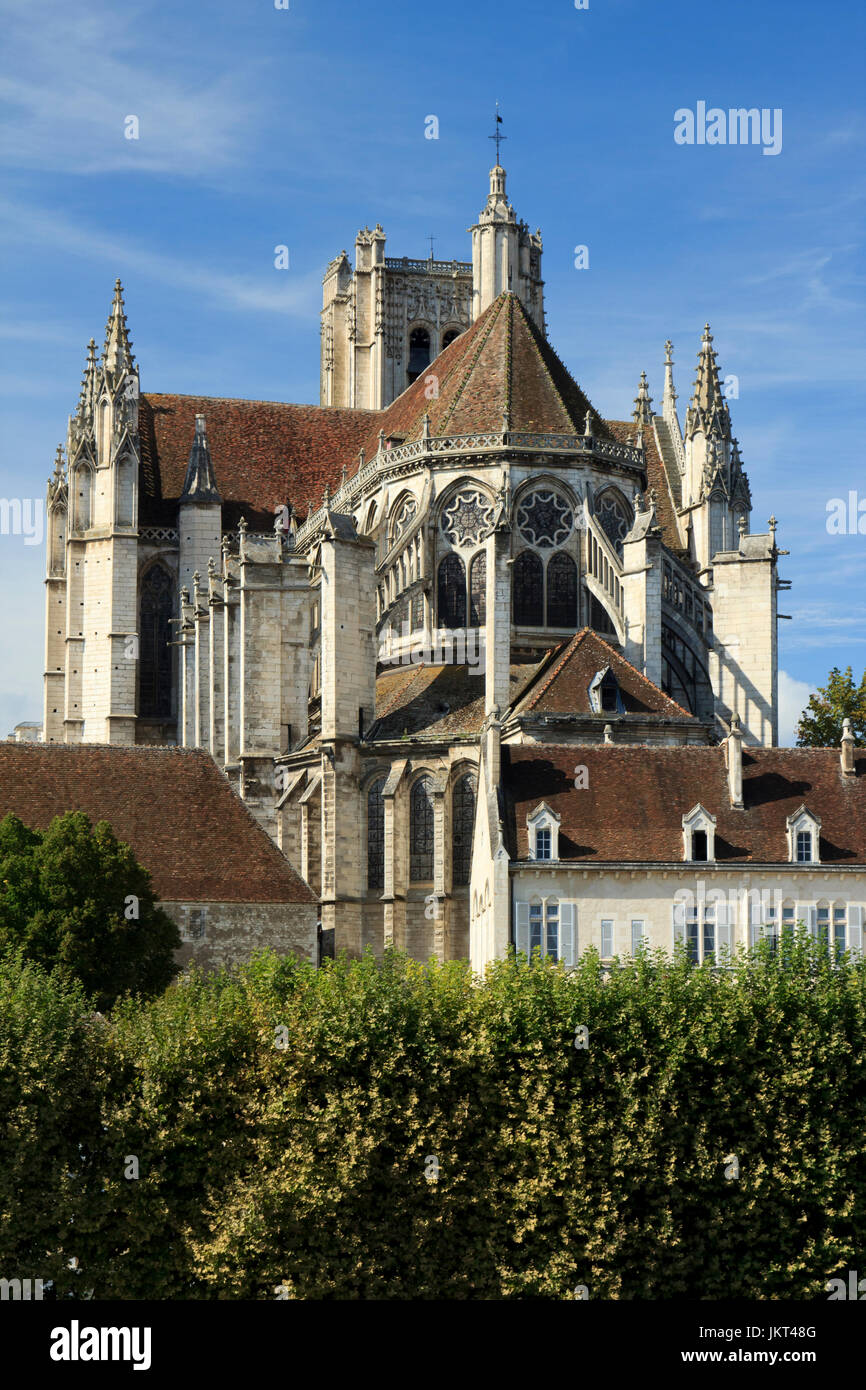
[489,101,506,164]
[427,234,436,260]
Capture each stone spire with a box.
[685,323,731,440]
[180,414,222,504]
[632,371,654,425]
[102,279,136,387]
[470,158,544,330]
[662,340,677,421]
[74,338,99,432]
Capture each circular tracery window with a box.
[596,491,632,555]
[441,489,495,547]
[516,490,573,548]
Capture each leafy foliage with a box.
[0,811,180,1011]
[796,665,866,746]
[3,941,866,1299]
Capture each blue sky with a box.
[1,0,864,742]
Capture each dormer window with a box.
[786,806,822,866]
[526,803,561,863]
[589,666,624,715]
[682,804,717,862]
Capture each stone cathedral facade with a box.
[42,161,866,973]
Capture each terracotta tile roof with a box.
[605,418,686,557]
[504,744,866,864]
[138,394,377,528]
[361,292,613,464]
[514,628,697,720]
[0,744,314,903]
[372,661,543,740]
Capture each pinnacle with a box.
[632,370,654,425]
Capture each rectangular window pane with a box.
[601,920,613,957]
[529,904,542,958]
[686,918,699,964]
[536,828,551,860]
[834,907,846,955]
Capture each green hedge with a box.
[2,939,865,1299]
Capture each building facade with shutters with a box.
[40,158,863,969]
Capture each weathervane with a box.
[489,101,506,164]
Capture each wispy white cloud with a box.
[778,669,813,746]
[0,199,321,319]
[0,0,258,176]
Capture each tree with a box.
[0,811,180,1011]
[796,665,866,747]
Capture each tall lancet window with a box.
[139,564,174,718]
[452,773,477,886]
[546,552,577,627]
[437,553,466,629]
[468,552,487,628]
[408,328,431,386]
[410,777,435,881]
[367,778,385,892]
[513,551,543,627]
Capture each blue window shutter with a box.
[849,905,863,959]
[559,902,576,967]
[716,902,733,959]
[672,901,686,951]
[749,898,762,949]
[515,902,530,957]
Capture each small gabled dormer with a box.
[526,802,561,862]
[588,666,625,715]
[786,806,822,865]
[682,803,717,862]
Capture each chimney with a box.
[841,717,856,777]
[726,713,744,807]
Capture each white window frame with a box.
[630,919,646,956]
[515,896,577,966]
[786,807,822,866]
[526,802,561,863]
[681,803,717,863]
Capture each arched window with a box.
[595,490,632,558]
[367,778,385,892]
[408,328,431,385]
[410,777,434,881]
[437,552,466,628]
[139,564,174,719]
[546,551,577,627]
[513,551,543,626]
[468,552,486,627]
[442,329,461,350]
[452,773,476,886]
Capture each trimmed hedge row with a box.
[2,939,865,1299]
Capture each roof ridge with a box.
[515,296,575,433]
[438,293,507,435]
[143,391,379,416]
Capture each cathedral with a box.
[41,160,866,972]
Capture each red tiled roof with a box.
[372,662,542,740]
[515,628,697,720]
[138,394,376,528]
[361,292,613,463]
[0,744,314,903]
[504,745,866,864]
[605,419,685,557]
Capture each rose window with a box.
[516,490,573,548]
[596,492,632,557]
[441,489,494,547]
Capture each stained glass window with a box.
[408,328,431,385]
[546,551,577,627]
[437,553,466,628]
[452,773,476,885]
[389,494,417,544]
[367,778,385,891]
[513,551,543,626]
[139,564,174,718]
[410,777,434,881]
[596,490,632,558]
[441,490,494,547]
[516,490,573,548]
[468,552,486,628]
[411,590,425,630]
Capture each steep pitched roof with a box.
[361,292,613,463]
[138,394,376,528]
[371,661,543,741]
[504,745,866,864]
[605,418,685,557]
[0,745,314,904]
[513,628,697,720]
